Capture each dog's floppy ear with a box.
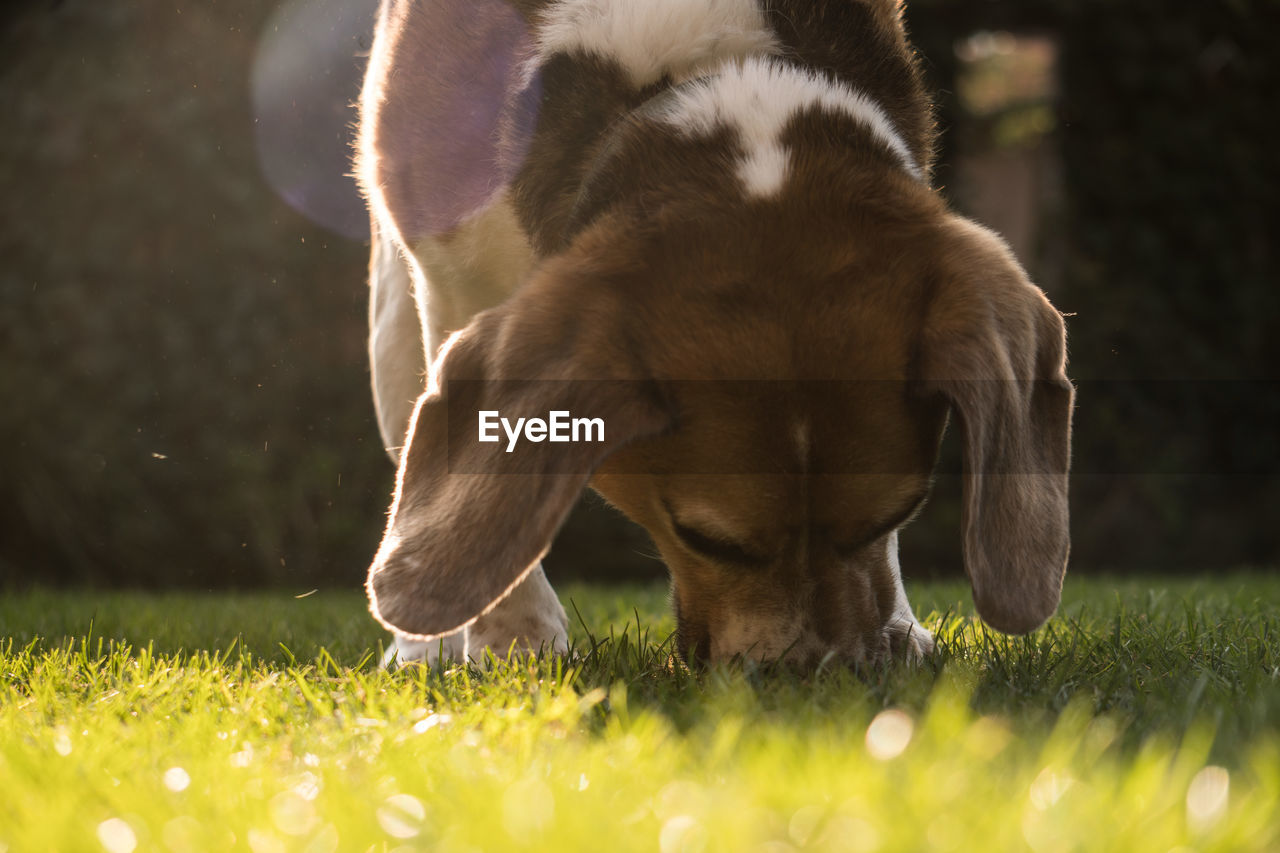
[918,216,1075,634]
[366,249,670,640]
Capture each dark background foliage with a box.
[1,0,1276,591]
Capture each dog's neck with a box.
[506,2,933,256]
[561,76,717,238]
[550,61,923,251]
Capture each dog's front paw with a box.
[382,630,468,669]
[468,603,570,659]
[885,617,935,663]
[466,563,570,660]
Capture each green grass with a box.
[2,575,1278,852]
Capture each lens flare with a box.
[251,0,379,239]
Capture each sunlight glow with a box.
[161,817,202,851]
[788,805,824,846]
[865,709,914,761]
[162,766,191,792]
[376,794,426,840]
[270,791,318,836]
[250,0,377,239]
[413,713,452,734]
[246,828,286,853]
[660,815,707,853]
[53,727,72,756]
[1186,766,1230,831]
[292,771,321,801]
[230,746,254,768]
[1029,767,1074,811]
[306,824,340,853]
[96,818,137,853]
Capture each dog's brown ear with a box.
[918,217,1074,634]
[366,251,670,640]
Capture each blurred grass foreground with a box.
[2,575,1279,851]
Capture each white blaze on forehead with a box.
[536,0,780,86]
[657,57,923,197]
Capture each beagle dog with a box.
[357,0,1074,667]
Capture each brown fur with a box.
[360,0,1074,665]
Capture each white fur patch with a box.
[368,228,427,461]
[536,0,780,87]
[884,529,934,658]
[657,57,923,197]
[409,191,534,357]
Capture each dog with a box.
[356,0,1074,667]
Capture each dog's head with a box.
[366,169,1073,666]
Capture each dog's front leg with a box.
[368,223,427,464]
[883,531,935,661]
[383,563,569,668]
[382,629,469,669]
[467,562,570,659]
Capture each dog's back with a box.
[358,0,934,304]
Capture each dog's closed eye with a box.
[668,514,772,567]
[830,492,930,559]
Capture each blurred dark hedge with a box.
[1,0,1276,590]
[0,2,391,588]
[909,0,1279,572]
